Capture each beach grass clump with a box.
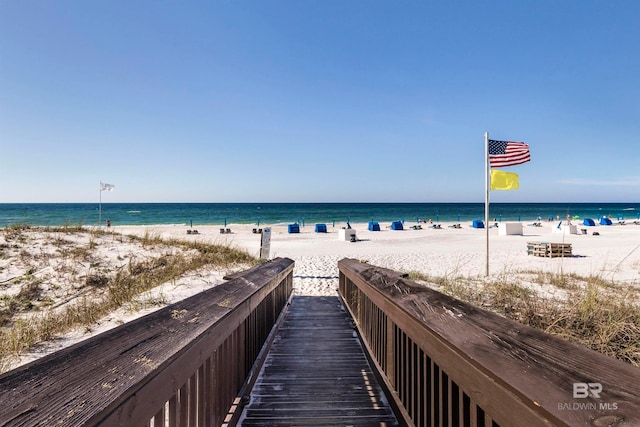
[0,227,257,373]
[410,270,640,367]
[544,280,640,365]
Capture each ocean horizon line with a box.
[1,202,638,228]
[1,201,639,205]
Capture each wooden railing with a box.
[0,257,294,427]
[338,258,640,427]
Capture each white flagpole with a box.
[99,182,102,226]
[484,132,490,276]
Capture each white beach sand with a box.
[4,219,640,370]
[116,219,640,293]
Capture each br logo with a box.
[573,383,602,398]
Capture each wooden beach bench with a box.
[527,241,572,258]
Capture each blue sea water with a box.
[0,203,638,227]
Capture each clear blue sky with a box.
[2,1,639,203]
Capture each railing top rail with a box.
[338,258,640,427]
[0,257,294,427]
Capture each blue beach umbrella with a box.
[224,218,227,228]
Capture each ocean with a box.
[0,202,638,227]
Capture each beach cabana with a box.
[288,223,300,233]
[368,221,380,231]
[600,217,613,226]
[472,220,485,229]
[391,221,403,230]
[583,218,596,226]
[314,223,327,233]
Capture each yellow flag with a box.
[491,170,520,190]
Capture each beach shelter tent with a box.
[472,220,485,229]
[368,221,380,231]
[583,218,596,226]
[391,221,403,230]
[288,223,300,233]
[600,217,613,225]
[314,223,327,233]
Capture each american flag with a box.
[488,140,530,168]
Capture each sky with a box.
[1,1,639,203]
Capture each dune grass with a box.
[2,224,638,372]
[0,226,257,373]
[407,270,640,366]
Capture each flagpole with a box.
[484,132,490,276]
[99,182,102,226]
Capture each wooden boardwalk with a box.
[238,295,399,426]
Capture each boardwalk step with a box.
[238,295,399,426]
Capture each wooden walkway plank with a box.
[238,295,399,427]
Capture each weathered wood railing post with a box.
[0,257,294,427]
[338,258,640,427]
